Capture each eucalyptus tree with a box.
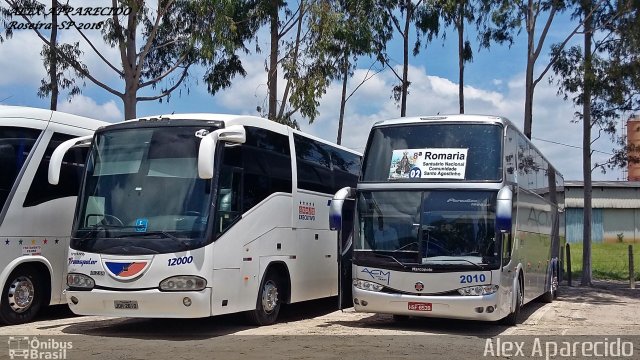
[552,0,640,285]
[3,0,256,119]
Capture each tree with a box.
[439,0,477,113]
[381,0,440,117]
[257,0,347,128]
[4,0,256,119]
[310,0,391,144]
[552,0,640,286]
[1,0,83,110]
[480,0,584,139]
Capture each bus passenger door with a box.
[338,199,355,310]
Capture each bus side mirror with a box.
[198,125,246,179]
[496,186,513,233]
[329,187,355,231]
[48,135,93,185]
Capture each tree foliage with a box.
[2,0,257,119]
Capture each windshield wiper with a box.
[423,257,486,270]
[372,252,408,269]
[118,231,189,249]
[75,223,135,243]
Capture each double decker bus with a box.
[330,115,564,324]
[0,106,106,324]
[48,114,361,325]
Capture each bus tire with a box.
[0,267,43,325]
[541,272,556,303]
[247,272,282,326]
[501,279,522,326]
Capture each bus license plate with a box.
[114,300,138,310]
[408,302,432,311]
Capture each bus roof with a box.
[371,114,509,128]
[112,113,362,156]
[0,105,108,130]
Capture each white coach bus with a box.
[48,114,361,325]
[329,115,565,325]
[0,106,106,324]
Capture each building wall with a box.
[566,208,603,243]
[603,208,639,243]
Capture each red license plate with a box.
[408,302,432,311]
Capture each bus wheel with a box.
[247,273,282,326]
[541,272,557,303]
[0,267,43,325]
[501,280,522,326]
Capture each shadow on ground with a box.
[60,297,340,341]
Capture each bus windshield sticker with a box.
[388,148,468,180]
[134,218,148,232]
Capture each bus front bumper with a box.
[65,288,212,318]
[353,287,504,321]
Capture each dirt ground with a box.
[0,281,638,359]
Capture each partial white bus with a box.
[0,106,106,324]
[330,115,565,324]
[49,114,361,325]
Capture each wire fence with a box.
[566,242,638,282]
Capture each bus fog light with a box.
[354,298,360,305]
[70,296,79,305]
[67,273,95,290]
[183,297,192,307]
[475,307,484,313]
[353,279,384,292]
[160,276,207,291]
[457,285,498,296]
[486,306,494,313]
[361,300,368,306]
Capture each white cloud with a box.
[0,31,46,86]
[58,95,122,122]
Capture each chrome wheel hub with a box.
[261,281,279,313]
[8,276,35,313]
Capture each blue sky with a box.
[0,1,630,181]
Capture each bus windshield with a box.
[72,125,219,255]
[355,190,499,268]
[362,123,502,182]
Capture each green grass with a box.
[566,242,640,281]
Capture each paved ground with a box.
[0,281,638,359]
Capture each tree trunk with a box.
[581,0,593,287]
[49,0,58,110]
[123,90,137,120]
[457,2,464,114]
[523,0,535,139]
[401,2,411,117]
[337,54,349,145]
[268,0,279,120]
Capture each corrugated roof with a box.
[565,181,640,208]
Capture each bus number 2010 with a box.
[459,274,486,283]
[168,256,194,266]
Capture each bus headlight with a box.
[457,285,498,296]
[159,276,207,291]
[353,279,384,292]
[67,273,95,290]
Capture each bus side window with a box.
[24,133,88,207]
[215,166,242,236]
[502,233,512,267]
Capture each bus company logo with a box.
[414,281,425,291]
[67,258,97,266]
[8,336,72,359]
[360,268,390,285]
[298,201,316,221]
[104,261,149,280]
